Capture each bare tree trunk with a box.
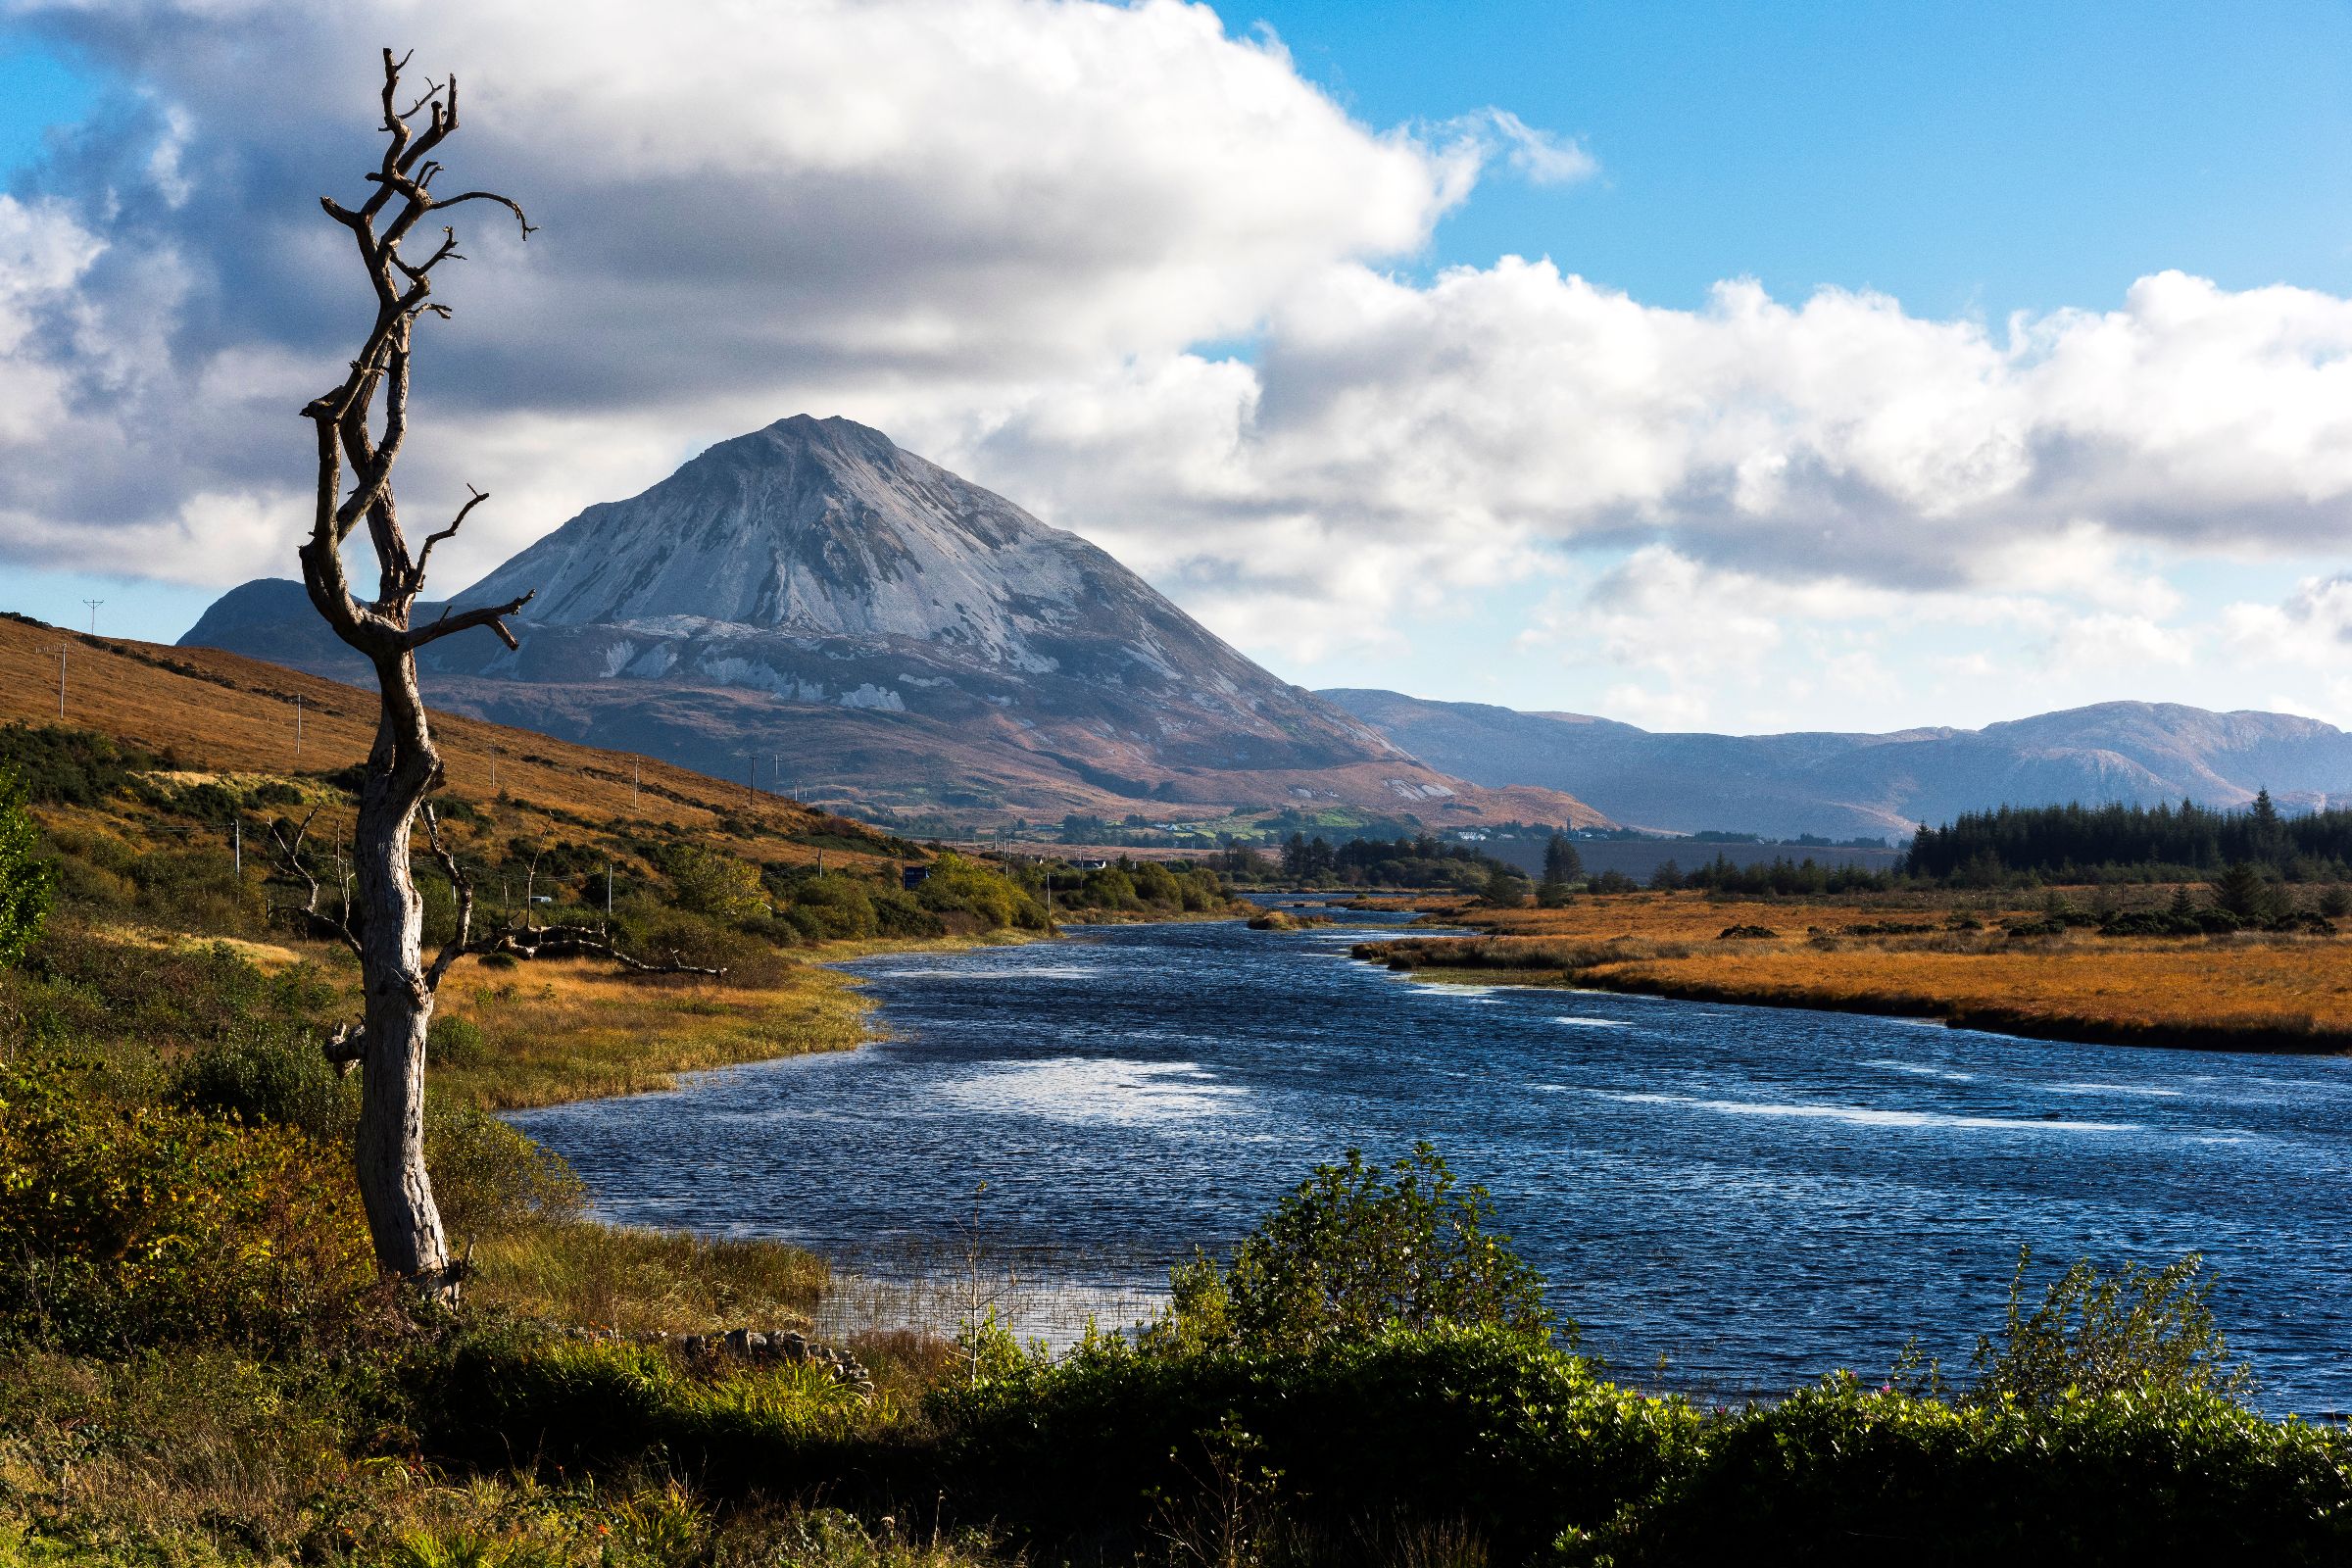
[292,51,536,1297]
[350,688,446,1277]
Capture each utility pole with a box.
[490,745,499,793]
[605,858,613,917]
[82,599,103,636]
[232,816,242,876]
[631,759,640,809]
[294,695,305,766]
[42,643,65,719]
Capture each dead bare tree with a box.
[293,48,536,1293]
[295,47,718,1298]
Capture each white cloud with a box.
[2038,611,2197,671]
[1443,108,1598,186]
[0,0,1494,587]
[6,0,2352,731]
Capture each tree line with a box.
[1904,792,2352,883]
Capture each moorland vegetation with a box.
[3,727,2349,1561]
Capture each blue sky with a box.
[1247,0,2352,318]
[5,3,2352,732]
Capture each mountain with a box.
[181,416,1604,830]
[1321,689,2352,841]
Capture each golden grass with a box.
[468,1220,830,1335]
[430,957,876,1111]
[0,1350,1008,1567]
[0,611,896,873]
[1366,890,2352,1053]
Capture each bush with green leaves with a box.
[0,722,158,806]
[934,1325,1695,1564]
[666,845,768,921]
[175,1027,356,1141]
[0,1056,374,1351]
[1611,1374,2351,1565]
[916,852,1050,931]
[1966,1247,2250,1409]
[10,928,335,1057]
[424,1104,586,1245]
[1147,1144,1552,1355]
[781,870,882,942]
[0,764,55,968]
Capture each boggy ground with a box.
[1353,888,2352,1054]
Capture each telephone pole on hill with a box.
[82,599,103,636]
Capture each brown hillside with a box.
[0,612,891,866]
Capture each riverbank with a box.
[1349,889,2352,1054]
[15,906,2352,1562]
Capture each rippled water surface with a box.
[513,909,2352,1409]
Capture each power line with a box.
[81,599,103,636]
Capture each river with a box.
[512,906,2352,1411]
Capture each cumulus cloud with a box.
[6,0,2352,700]
[0,0,1485,585]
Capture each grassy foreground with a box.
[1355,888,2352,1053]
[6,711,2352,1560]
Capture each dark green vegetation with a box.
[0,766,54,968]
[0,721,1244,976]
[7,732,2350,1563]
[4,924,2347,1568]
[1907,791,2352,885]
[1274,832,1527,892]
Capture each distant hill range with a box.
[181,416,1604,831]
[1321,690,2352,842]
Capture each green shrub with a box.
[1147,1144,1552,1356]
[426,1012,490,1069]
[918,854,1049,931]
[11,930,334,1055]
[425,1105,586,1245]
[935,1326,1695,1563]
[414,1324,877,1490]
[786,872,881,941]
[1611,1377,2352,1565]
[0,1056,374,1351]
[613,904,768,974]
[0,723,157,806]
[1077,866,1140,911]
[1966,1248,2250,1409]
[871,883,947,937]
[175,1028,355,1141]
[668,846,768,921]
[0,764,56,967]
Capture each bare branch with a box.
[407,590,534,652]
[392,226,464,284]
[469,919,727,977]
[420,803,473,991]
[323,1020,366,1076]
[425,189,537,236]
[265,808,363,959]
[395,77,446,123]
[411,484,487,587]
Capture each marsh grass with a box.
[427,959,875,1111]
[0,1346,1017,1565]
[1362,890,2352,1052]
[468,1220,830,1336]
